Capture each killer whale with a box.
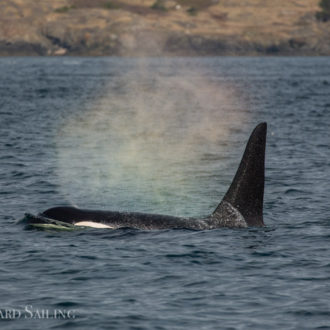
[25,123,267,230]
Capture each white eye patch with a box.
[74,221,115,229]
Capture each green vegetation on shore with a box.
[104,1,121,9]
[316,0,330,21]
[54,5,76,13]
[151,0,167,11]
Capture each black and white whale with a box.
[24,122,267,230]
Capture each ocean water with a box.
[0,57,330,329]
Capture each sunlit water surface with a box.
[0,57,330,329]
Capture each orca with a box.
[25,123,267,230]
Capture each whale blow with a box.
[24,123,267,230]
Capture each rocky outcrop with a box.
[0,0,330,56]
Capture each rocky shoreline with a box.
[1,0,330,56]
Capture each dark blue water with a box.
[1,57,330,329]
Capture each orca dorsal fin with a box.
[213,122,267,227]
